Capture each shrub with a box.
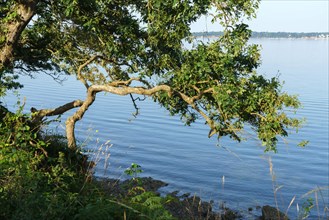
[0,105,94,219]
[0,104,175,220]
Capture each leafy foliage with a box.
[298,198,314,220]
[1,0,303,152]
[125,163,144,179]
[0,104,176,219]
[0,105,89,219]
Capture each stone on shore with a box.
[261,205,289,220]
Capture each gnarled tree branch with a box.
[65,83,216,149]
[77,55,102,89]
[129,94,146,118]
[31,99,84,125]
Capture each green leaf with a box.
[298,140,309,148]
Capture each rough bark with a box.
[66,90,97,149]
[31,99,84,124]
[0,1,217,150]
[0,1,38,70]
[65,83,215,149]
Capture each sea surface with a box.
[4,39,328,219]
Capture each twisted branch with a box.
[65,83,216,149]
[77,55,102,89]
[31,99,84,124]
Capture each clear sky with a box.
[191,0,329,32]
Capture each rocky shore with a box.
[97,177,289,220]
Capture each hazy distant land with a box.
[193,31,329,39]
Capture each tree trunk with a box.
[63,83,215,150]
[0,1,37,70]
[65,90,97,149]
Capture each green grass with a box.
[0,107,175,220]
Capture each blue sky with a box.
[191,0,329,32]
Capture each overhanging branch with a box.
[129,94,146,118]
[77,55,102,89]
[92,84,215,134]
[31,99,84,124]
[65,83,217,149]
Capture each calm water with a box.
[4,39,329,218]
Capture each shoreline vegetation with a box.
[97,176,290,220]
[1,1,327,219]
[193,31,329,39]
[0,106,291,220]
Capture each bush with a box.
[0,104,94,219]
[0,104,175,220]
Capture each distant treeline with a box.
[193,31,329,39]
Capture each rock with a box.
[98,177,168,197]
[221,209,239,220]
[261,205,289,220]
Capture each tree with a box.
[0,0,302,152]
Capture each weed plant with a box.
[0,103,174,220]
[2,101,326,219]
[267,156,329,220]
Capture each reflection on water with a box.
[4,39,328,218]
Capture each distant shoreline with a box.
[193,31,329,39]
